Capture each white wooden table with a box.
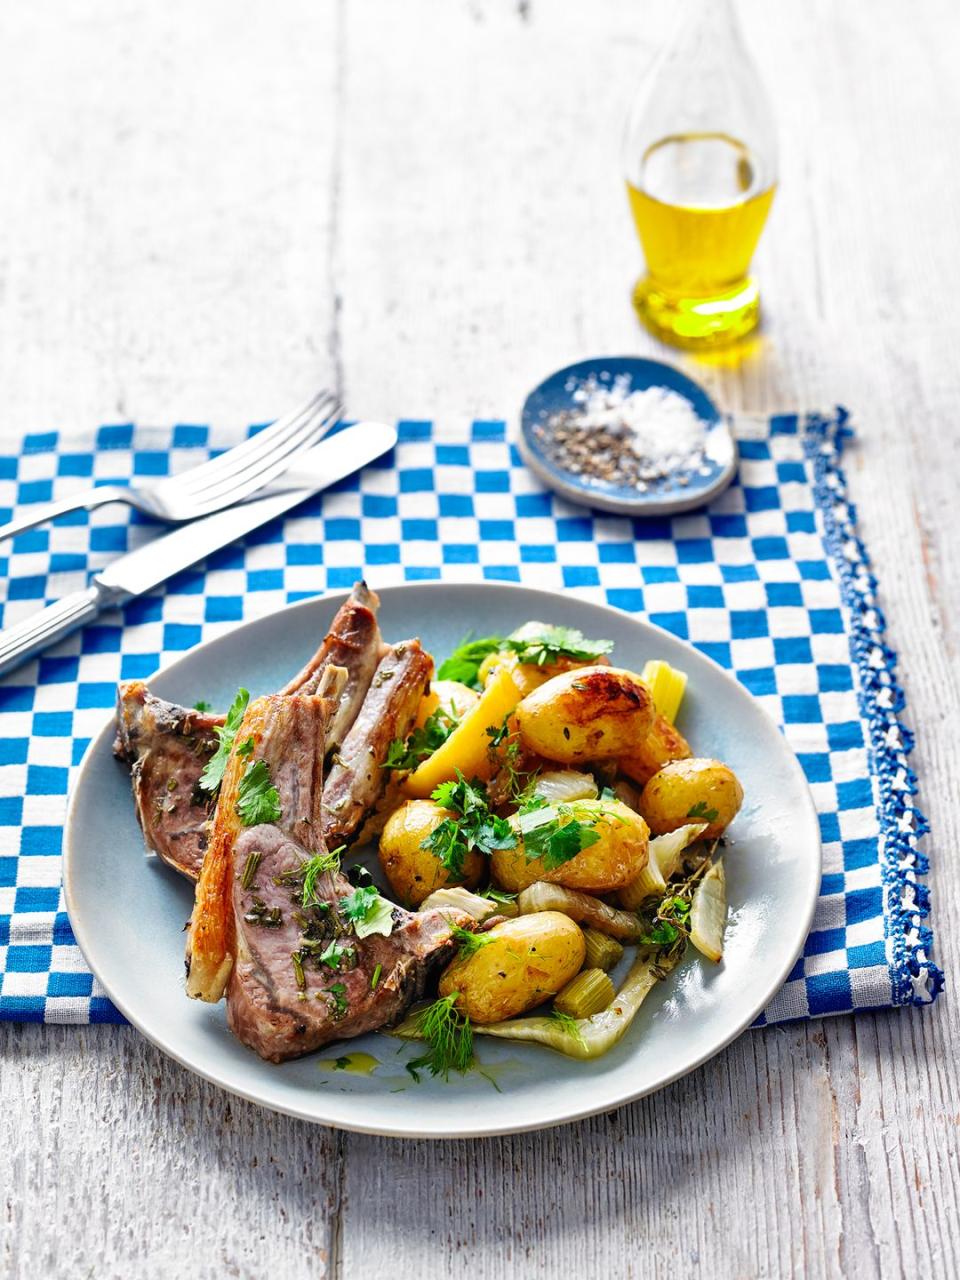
[2,2,958,1275]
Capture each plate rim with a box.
[518,354,738,517]
[63,581,821,1138]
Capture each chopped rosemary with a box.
[243,898,282,928]
[371,963,383,990]
[199,687,249,793]
[240,850,262,890]
[291,950,306,990]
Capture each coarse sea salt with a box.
[535,373,709,492]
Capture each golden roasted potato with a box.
[639,758,744,840]
[439,912,585,1023]
[619,713,693,786]
[490,799,649,894]
[414,679,480,729]
[516,666,655,764]
[379,799,484,907]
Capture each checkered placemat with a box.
[0,412,942,1025]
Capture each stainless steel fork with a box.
[0,388,341,543]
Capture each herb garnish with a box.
[478,886,518,906]
[504,624,613,668]
[449,923,492,957]
[319,939,356,971]
[371,963,383,991]
[199,687,250,793]
[406,994,474,1081]
[687,800,720,823]
[327,983,349,1019]
[339,885,395,939]
[193,700,212,713]
[299,848,344,908]
[384,703,461,772]
[421,772,517,879]
[240,850,262,890]
[236,759,282,827]
[516,800,603,870]
[436,636,504,689]
[549,1009,587,1046]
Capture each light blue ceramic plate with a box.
[64,584,819,1138]
[518,356,737,515]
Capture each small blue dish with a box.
[518,355,737,516]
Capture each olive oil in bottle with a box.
[622,0,777,348]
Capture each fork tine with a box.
[171,390,337,498]
[177,396,342,511]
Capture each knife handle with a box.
[0,584,119,678]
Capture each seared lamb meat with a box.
[116,581,386,881]
[113,682,222,880]
[322,639,433,845]
[280,580,387,749]
[186,672,464,1061]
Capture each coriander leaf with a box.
[327,982,349,1018]
[193,700,212,712]
[235,736,254,758]
[339,885,395,939]
[383,704,461,772]
[421,818,469,880]
[687,801,720,823]
[319,939,355,970]
[504,624,613,668]
[517,801,602,869]
[436,635,505,689]
[199,687,250,793]
[235,759,281,827]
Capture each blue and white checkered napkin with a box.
[0,411,942,1025]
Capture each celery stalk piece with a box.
[474,946,683,1060]
[639,659,688,725]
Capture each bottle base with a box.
[632,276,761,349]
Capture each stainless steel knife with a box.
[0,420,397,678]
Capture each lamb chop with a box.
[114,581,386,881]
[113,684,221,880]
[322,638,433,845]
[279,579,387,749]
[186,672,464,1062]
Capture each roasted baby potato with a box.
[490,799,649,894]
[516,665,655,764]
[619,713,693,786]
[379,799,484,906]
[439,911,585,1024]
[414,679,480,728]
[639,758,744,840]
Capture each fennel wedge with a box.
[473,945,683,1060]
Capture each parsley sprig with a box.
[236,759,281,827]
[199,687,249,793]
[339,885,396,939]
[421,772,517,879]
[516,800,603,870]
[504,624,613,668]
[436,624,612,690]
[384,703,461,772]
